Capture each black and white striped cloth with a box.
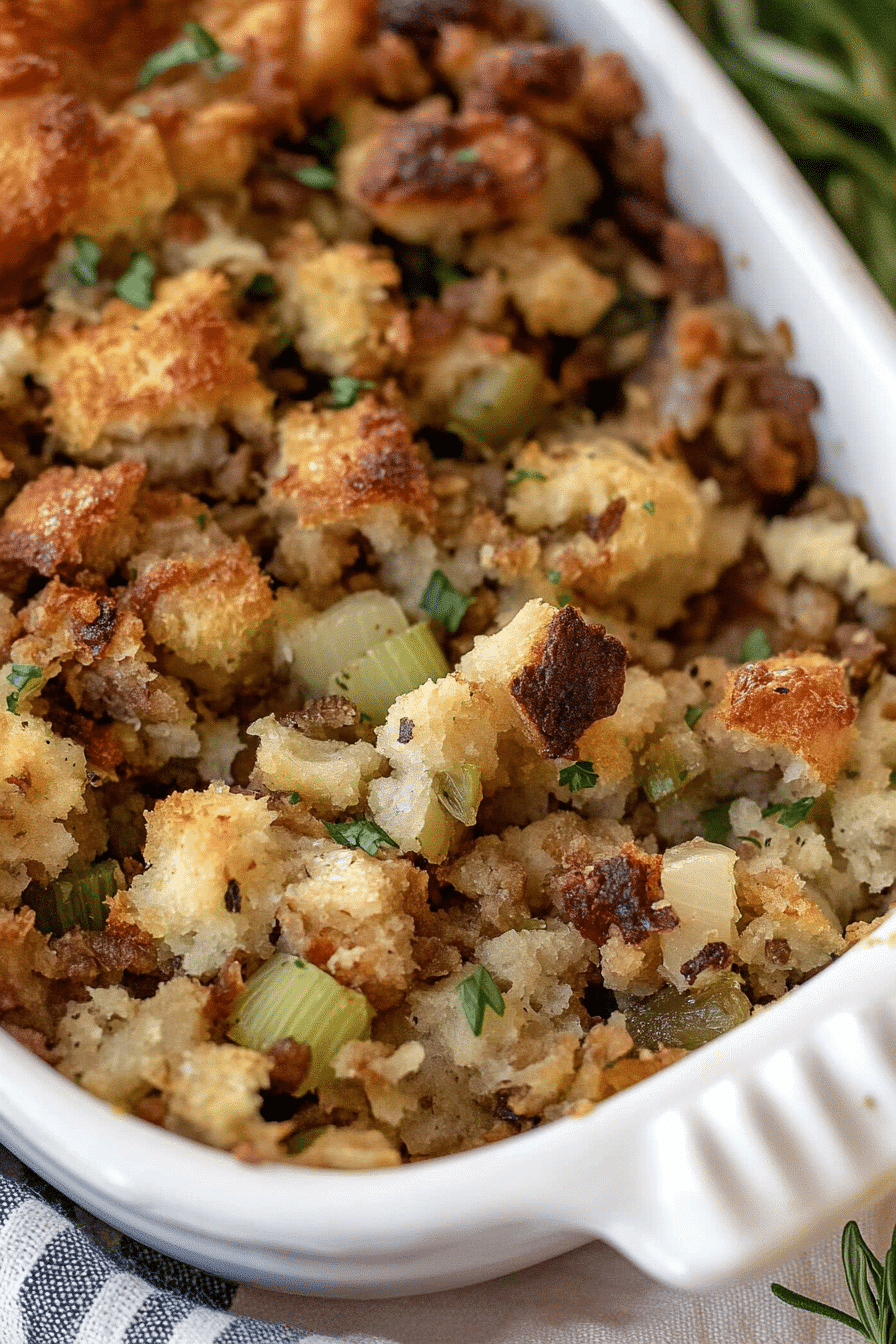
[0,1155,312,1344]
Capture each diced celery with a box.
[328,621,449,724]
[434,764,482,826]
[622,972,751,1051]
[289,591,409,699]
[227,952,373,1094]
[32,859,118,937]
[448,353,544,451]
[642,740,691,803]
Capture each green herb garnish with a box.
[136,23,238,88]
[329,375,376,409]
[557,593,573,608]
[558,760,598,792]
[114,252,156,309]
[288,792,302,804]
[420,569,474,634]
[741,627,773,661]
[196,513,208,531]
[295,164,337,190]
[507,469,547,487]
[890,769,896,789]
[457,965,505,1036]
[433,261,468,287]
[70,235,101,286]
[303,116,345,167]
[323,818,398,857]
[762,796,818,827]
[454,146,480,162]
[701,798,733,843]
[684,702,709,729]
[642,499,656,515]
[772,1219,895,1340]
[6,664,42,715]
[546,569,561,585]
[735,834,762,848]
[245,272,279,301]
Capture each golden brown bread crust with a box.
[0,461,144,586]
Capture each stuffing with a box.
[0,462,144,588]
[249,713,384,814]
[276,834,427,1009]
[268,396,436,552]
[55,977,211,1109]
[125,785,284,976]
[0,0,888,1173]
[467,228,618,337]
[275,223,411,377]
[39,269,273,469]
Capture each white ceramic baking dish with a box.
[4,0,896,1300]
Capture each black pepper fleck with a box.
[224,879,242,913]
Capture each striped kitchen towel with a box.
[0,1163,313,1344]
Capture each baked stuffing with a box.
[0,0,890,1169]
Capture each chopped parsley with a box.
[70,235,101,286]
[456,965,505,1036]
[420,569,474,634]
[545,569,561,585]
[454,146,480,162]
[295,164,337,190]
[762,796,818,827]
[329,375,376,409]
[323,818,398,856]
[433,261,468,287]
[507,469,546,488]
[114,252,156,309]
[302,115,345,167]
[558,760,598,792]
[735,834,762,848]
[288,792,302,804]
[684,702,709,729]
[741,627,773,661]
[642,499,656,515]
[890,769,896,788]
[196,513,208,531]
[136,23,239,89]
[557,593,573,608]
[701,798,733,843]
[245,272,279,301]
[6,664,42,715]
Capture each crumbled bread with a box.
[127,535,272,679]
[0,316,38,409]
[0,87,174,305]
[576,665,668,804]
[760,512,896,606]
[468,228,617,336]
[341,105,599,245]
[439,836,530,934]
[0,907,62,1039]
[0,462,144,588]
[125,785,284,976]
[736,864,844,998]
[39,269,273,465]
[275,223,410,377]
[0,705,86,905]
[269,396,436,554]
[276,835,427,1010]
[158,99,261,196]
[164,1041,283,1153]
[565,1018,635,1104]
[332,1039,425,1125]
[294,1126,402,1168]
[55,978,211,1109]
[250,714,384,814]
[714,652,856,787]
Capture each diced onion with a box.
[227,952,373,1094]
[289,591,409,699]
[328,621,450,723]
[659,839,738,990]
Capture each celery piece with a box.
[448,353,544,451]
[642,741,690,803]
[741,627,773,661]
[32,859,118,937]
[227,952,373,1093]
[295,164,337,190]
[622,972,751,1051]
[434,764,482,826]
[292,590,409,699]
[328,621,449,723]
[329,375,376,408]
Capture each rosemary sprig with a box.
[771,1219,896,1340]
[673,0,896,303]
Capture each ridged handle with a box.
[548,928,896,1288]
